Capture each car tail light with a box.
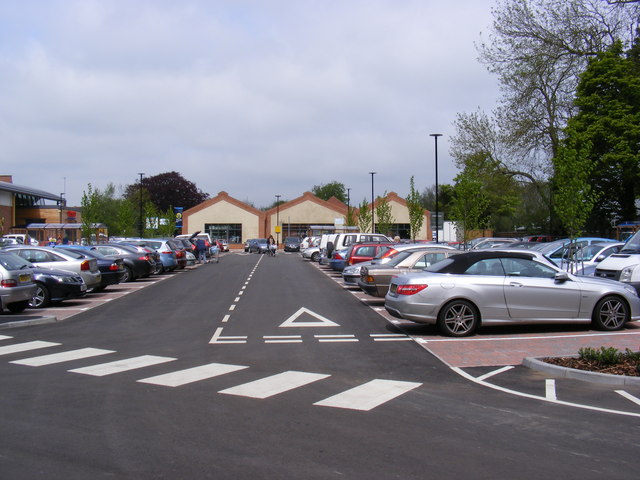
[381,249,397,258]
[333,252,344,260]
[396,284,428,295]
[109,263,120,271]
[1,279,17,287]
[138,255,149,261]
[81,260,91,271]
[161,250,172,254]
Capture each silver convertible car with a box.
[385,250,640,337]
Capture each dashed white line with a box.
[545,379,557,400]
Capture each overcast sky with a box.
[0,0,501,209]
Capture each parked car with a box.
[284,237,301,252]
[358,248,459,297]
[55,246,125,291]
[328,248,350,271]
[217,240,229,252]
[248,238,269,254]
[69,244,156,282]
[302,246,320,262]
[385,250,640,337]
[2,233,39,245]
[3,245,102,291]
[567,242,625,275]
[532,237,617,267]
[343,242,394,267]
[471,238,518,250]
[29,266,87,308]
[120,239,179,273]
[0,251,37,313]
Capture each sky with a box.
[0,0,501,209]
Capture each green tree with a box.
[552,127,596,246]
[568,39,640,233]
[406,176,424,241]
[375,193,395,237]
[357,199,372,233]
[80,184,101,244]
[448,172,490,245]
[311,181,347,203]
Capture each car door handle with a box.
[509,282,524,287]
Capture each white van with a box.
[2,234,39,246]
[595,230,640,293]
[320,232,393,263]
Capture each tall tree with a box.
[311,181,347,203]
[357,199,372,233]
[569,39,640,232]
[375,193,395,237]
[406,177,424,241]
[448,172,491,245]
[125,172,209,212]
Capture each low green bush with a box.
[578,346,640,366]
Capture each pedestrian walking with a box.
[195,238,208,264]
[267,235,277,256]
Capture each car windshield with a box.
[621,231,640,253]
[384,251,414,267]
[572,244,605,261]
[0,252,31,270]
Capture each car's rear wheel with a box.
[30,283,51,308]
[7,300,29,313]
[121,266,134,283]
[592,295,628,331]
[437,300,479,337]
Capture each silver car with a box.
[0,251,37,313]
[4,246,102,290]
[385,250,640,337]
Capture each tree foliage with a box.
[375,193,395,237]
[125,172,209,212]
[406,176,424,241]
[311,181,347,203]
[357,199,372,233]
[448,172,491,244]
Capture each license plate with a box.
[19,274,31,282]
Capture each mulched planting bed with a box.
[543,357,640,376]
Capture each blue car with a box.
[329,249,349,271]
[120,239,178,273]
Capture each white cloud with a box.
[0,0,500,208]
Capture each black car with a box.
[29,267,87,308]
[55,246,126,291]
[64,244,155,282]
[284,237,301,252]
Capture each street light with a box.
[429,134,442,243]
[369,172,376,233]
[346,187,351,226]
[138,173,144,238]
[275,194,281,247]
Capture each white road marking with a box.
[219,371,330,399]
[476,366,515,381]
[314,379,422,411]
[209,327,247,344]
[423,331,640,342]
[0,341,60,356]
[138,362,249,387]
[229,304,236,311]
[545,379,557,400]
[222,315,230,323]
[10,347,114,366]
[280,307,340,328]
[234,297,240,302]
[69,355,176,376]
[263,335,303,344]
[0,335,12,341]
[616,390,640,407]
[315,334,358,343]
[370,334,412,342]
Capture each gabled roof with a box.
[184,191,264,217]
[0,180,62,202]
[265,191,348,216]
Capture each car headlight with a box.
[51,274,74,283]
[620,264,639,283]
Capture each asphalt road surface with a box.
[0,252,638,479]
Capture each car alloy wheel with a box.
[592,295,628,331]
[437,300,479,337]
[30,283,51,308]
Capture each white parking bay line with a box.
[314,379,423,411]
[370,334,412,342]
[0,335,13,341]
[615,390,640,407]
[69,355,177,376]
[0,341,60,356]
[137,362,248,387]
[10,348,114,366]
[219,371,330,399]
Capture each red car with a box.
[344,242,394,266]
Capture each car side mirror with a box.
[554,271,569,282]
[595,254,605,262]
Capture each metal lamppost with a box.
[430,134,442,243]
[369,172,376,233]
[275,194,281,247]
[346,187,351,226]
[138,173,144,238]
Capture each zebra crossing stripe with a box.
[137,362,248,387]
[0,335,12,341]
[219,370,330,399]
[314,379,422,411]
[10,348,114,366]
[69,355,177,376]
[0,341,60,356]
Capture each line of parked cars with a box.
[299,233,640,337]
[0,233,220,313]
